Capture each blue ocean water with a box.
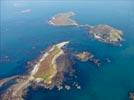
[0,0,134,100]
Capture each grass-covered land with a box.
[89,24,123,44]
[34,46,61,84]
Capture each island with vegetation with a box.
[49,12,124,45]
[88,24,123,45]
[48,12,78,26]
[0,41,76,100]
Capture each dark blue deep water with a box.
[0,0,134,100]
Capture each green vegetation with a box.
[34,46,61,84]
[89,24,123,44]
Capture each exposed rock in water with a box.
[74,83,81,90]
[75,51,101,67]
[129,92,134,100]
[88,24,123,45]
[64,85,71,90]
[75,51,93,62]
[57,85,63,91]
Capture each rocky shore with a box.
[0,41,75,100]
[0,76,29,100]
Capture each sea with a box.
[0,0,134,100]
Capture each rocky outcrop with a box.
[75,51,101,66]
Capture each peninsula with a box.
[48,12,78,26]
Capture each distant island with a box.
[75,52,93,62]
[48,12,78,26]
[49,12,124,45]
[88,24,123,45]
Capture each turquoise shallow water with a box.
[0,1,134,100]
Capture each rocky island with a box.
[88,24,123,44]
[75,51,101,66]
[75,52,93,62]
[48,11,124,45]
[48,12,78,26]
[0,41,75,100]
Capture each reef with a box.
[75,52,93,62]
[75,51,101,66]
